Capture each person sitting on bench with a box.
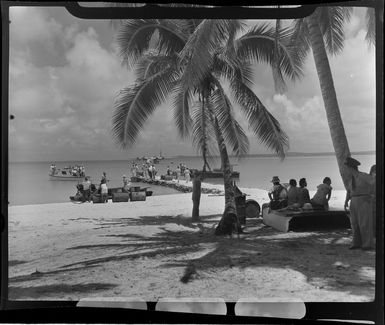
[311,177,332,211]
[267,176,288,210]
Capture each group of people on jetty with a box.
[130,161,192,183]
[130,162,158,180]
[263,157,376,251]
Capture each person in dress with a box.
[344,157,375,250]
[184,167,191,183]
[100,179,108,203]
[297,178,310,207]
[152,165,157,179]
[287,179,299,206]
[267,176,288,210]
[310,177,332,211]
[176,166,181,183]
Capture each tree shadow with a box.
[8,282,117,300]
[9,260,27,267]
[10,214,375,301]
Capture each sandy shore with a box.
[8,182,375,302]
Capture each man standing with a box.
[344,157,375,250]
[82,176,92,202]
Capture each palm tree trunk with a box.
[210,116,240,236]
[306,13,351,189]
[192,170,201,222]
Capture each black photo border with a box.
[1,0,383,323]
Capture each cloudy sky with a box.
[8,5,376,162]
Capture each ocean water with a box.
[8,154,375,206]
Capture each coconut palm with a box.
[292,7,356,189]
[112,19,303,234]
[365,7,376,48]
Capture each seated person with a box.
[267,176,288,210]
[297,178,311,207]
[287,179,299,206]
[311,177,332,210]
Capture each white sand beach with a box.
[8,182,375,303]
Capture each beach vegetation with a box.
[111,18,303,235]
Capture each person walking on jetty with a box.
[344,157,375,250]
[311,177,332,211]
[151,165,157,179]
[100,179,108,203]
[176,166,181,183]
[185,167,191,183]
[297,178,310,207]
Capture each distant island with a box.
[170,150,376,159]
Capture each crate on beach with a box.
[112,192,129,202]
[130,191,146,201]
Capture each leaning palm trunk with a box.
[306,14,352,189]
[211,116,240,236]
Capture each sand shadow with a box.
[8,282,117,300]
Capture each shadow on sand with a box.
[9,214,375,300]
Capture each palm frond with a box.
[112,68,178,148]
[317,7,352,55]
[211,85,249,156]
[213,51,254,88]
[290,18,311,68]
[190,100,217,166]
[117,19,186,68]
[155,20,191,56]
[365,7,375,47]
[230,79,289,159]
[272,18,286,93]
[236,23,305,82]
[135,53,176,80]
[172,84,193,139]
[179,19,234,90]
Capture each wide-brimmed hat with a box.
[271,176,280,183]
[344,157,361,168]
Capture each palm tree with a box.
[292,7,355,189]
[364,7,376,48]
[112,19,303,234]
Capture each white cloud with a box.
[8,7,377,162]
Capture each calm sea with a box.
[8,154,375,206]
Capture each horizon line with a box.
[9,150,376,163]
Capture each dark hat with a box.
[271,176,280,183]
[344,157,361,168]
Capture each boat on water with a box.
[49,164,85,181]
[202,166,240,178]
[136,150,165,164]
